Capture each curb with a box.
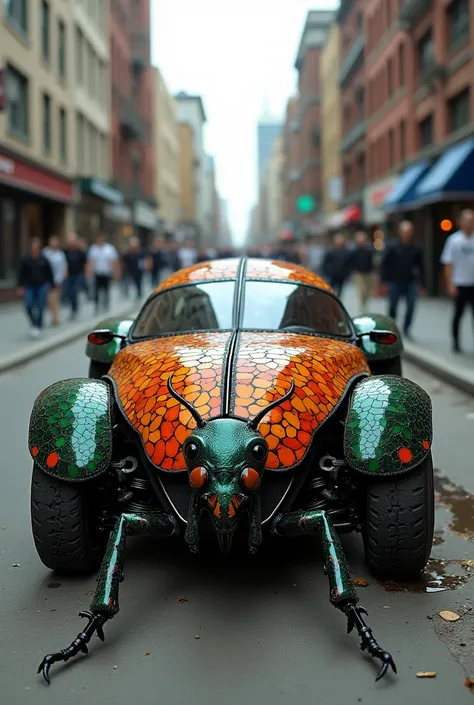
[0,304,136,375]
[403,342,474,396]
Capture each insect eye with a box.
[189,466,208,489]
[241,467,261,491]
[184,441,200,460]
[250,442,268,462]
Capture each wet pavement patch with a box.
[434,469,474,539]
[379,559,471,593]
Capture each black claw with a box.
[344,604,397,681]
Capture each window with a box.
[418,114,434,148]
[387,58,393,97]
[356,87,365,119]
[59,108,67,163]
[400,119,406,161]
[6,0,27,34]
[417,30,435,73]
[58,20,66,80]
[388,129,395,167]
[398,42,405,86]
[131,282,235,338]
[6,65,28,140]
[357,152,366,183]
[42,93,51,154]
[448,87,470,132]
[77,113,84,172]
[41,1,50,62]
[447,0,469,48]
[76,28,84,84]
[242,283,352,338]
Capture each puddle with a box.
[434,469,474,539]
[379,558,472,594]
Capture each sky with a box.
[151,0,339,244]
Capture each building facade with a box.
[264,135,285,242]
[257,121,281,184]
[282,96,301,225]
[321,24,343,217]
[151,67,179,233]
[110,0,156,247]
[177,122,195,229]
[0,0,76,296]
[202,154,216,244]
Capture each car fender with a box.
[344,375,432,476]
[28,378,113,482]
[353,313,403,361]
[85,318,134,364]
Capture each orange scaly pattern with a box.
[245,259,333,292]
[231,332,369,470]
[109,332,229,470]
[156,259,240,292]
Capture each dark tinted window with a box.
[242,282,352,337]
[132,282,234,338]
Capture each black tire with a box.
[89,360,110,379]
[363,453,434,579]
[31,464,108,575]
[370,355,402,376]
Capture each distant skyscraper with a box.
[257,122,282,185]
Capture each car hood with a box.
[108,331,369,472]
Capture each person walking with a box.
[121,237,146,301]
[440,208,474,353]
[349,231,375,312]
[17,238,54,337]
[322,233,350,297]
[86,234,119,313]
[63,232,87,319]
[177,240,198,270]
[43,235,68,326]
[380,220,425,339]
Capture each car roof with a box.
[155,257,333,293]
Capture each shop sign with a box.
[104,203,132,222]
[133,200,157,230]
[82,178,123,205]
[363,177,398,225]
[0,149,74,201]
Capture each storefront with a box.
[133,200,157,249]
[363,176,399,244]
[103,203,133,250]
[323,205,363,234]
[0,148,74,300]
[77,178,125,247]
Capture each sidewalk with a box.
[342,284,474,394]
[0,284,148,374]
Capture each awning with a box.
[415,137,474,204]
[384,162,429,212]
[79,178,124,205]
[324,205,362,229]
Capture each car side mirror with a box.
[359,329,398,345]
[88,329,125,345]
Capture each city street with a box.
[0,340,474,704]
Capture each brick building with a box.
[336,0,366,229]
[282,96,301,224]
[110,0,156,246]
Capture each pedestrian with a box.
[177,240,198,269]
[17,237,54,338]
[149,238,166,287]
[322,233,350,297]
[121,237,146,301]
[77,237,91,298]
[63,232,87,319]
[86,234,119,314]
[43,235,68,326]
[307,237,326,276]
[380,220,425,339]
[440,208,474,353]
[348,231,375,312]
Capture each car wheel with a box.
[369,356,402,376]
[89,360,110,379]
[31,464,108,575]
[363,452,434,579]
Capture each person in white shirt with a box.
[86,234,119,313]
[43,235,68,326]
[440,209,474,353]
[177,241,198,269]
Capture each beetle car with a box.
[29,258,434,683]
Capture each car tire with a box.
[31,464,108,575]
[363,452,434,579]
[369,356,402,376]
[89,360,110,379]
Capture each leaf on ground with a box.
[464,677,474,691]
[177,596,188,604]
[145,651,151,656]
[416,672,437,678]
[47,582,61,589]
[353,578,369,587]
[439,610,461,622]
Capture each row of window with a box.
[366,0,402,54]
[6,0,106,35]
[6,64,68,163]
[367,42,405,117]
[342,87,364,133]
[343,153,365,197]
[76,114,109,181]
[75,26,108,106]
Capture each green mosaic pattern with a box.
[352,313,403,361]
[85,318,134,364]
[29,379,113,482]
[344,375,432,476]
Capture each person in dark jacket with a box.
[121,236,146,300]
[322,233,350,296]
[348,231,375,312]
[63,232,87,319]
[380,220,425,339]
[17,237,54,337]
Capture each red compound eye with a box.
[189,466,208,489]
[241,467,261,491]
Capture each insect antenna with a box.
[167,374,206,428]
[248,380,295,430]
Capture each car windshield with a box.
[131,281,235,338]
[242,281,352,338]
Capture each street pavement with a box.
[0,339,474,704]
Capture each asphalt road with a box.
[1,340,474,705]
